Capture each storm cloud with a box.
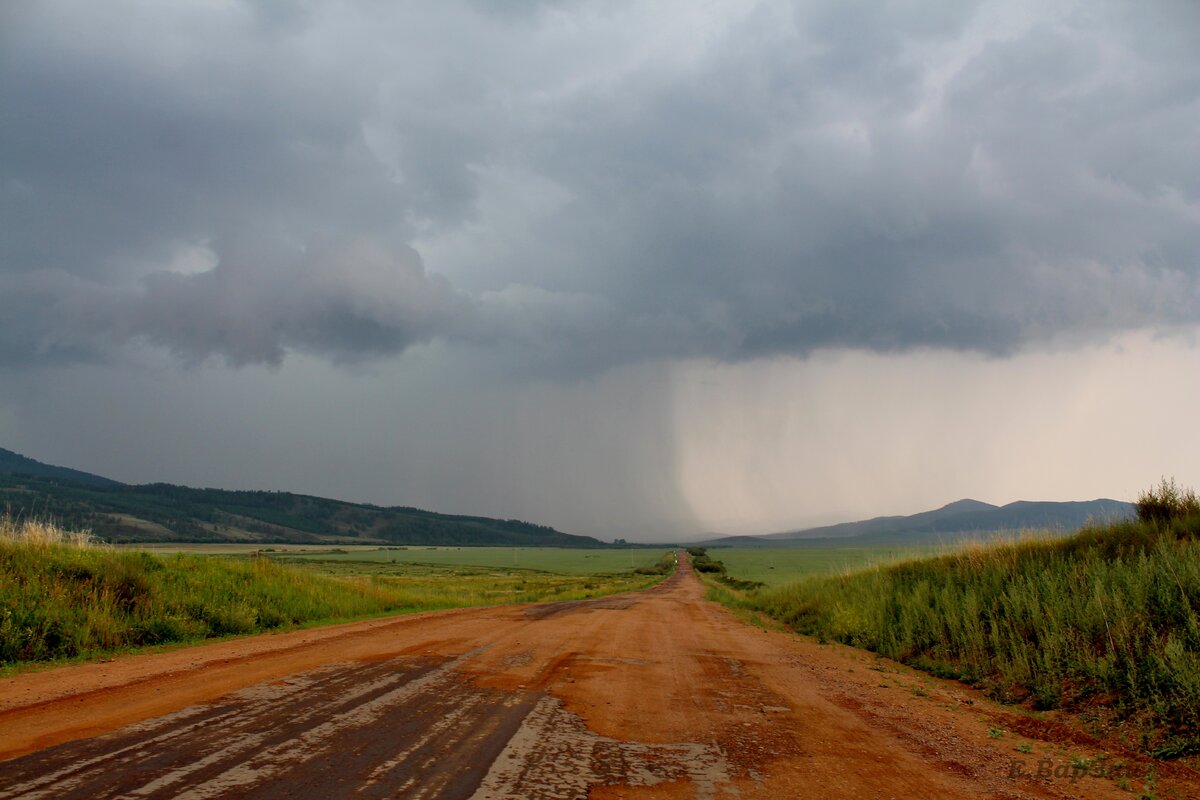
[3,1,1200,539]
[3,0,1197,371]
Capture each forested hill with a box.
[0,447,121,487]
[0,449,603,547]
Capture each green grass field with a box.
[706,545,943,587]
[270,546,666,575]
[2,519,671,668]
[127,543,386,554]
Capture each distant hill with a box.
[699,497,1134,547]
[0,447,122,487]
[0,448,604,548]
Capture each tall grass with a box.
[744,485,1200,757]
[0,517,659,666]
[3,518,97,547]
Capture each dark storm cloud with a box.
[2,0,1198,370]
[0,239,459,365]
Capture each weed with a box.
[1139,765,1159,800]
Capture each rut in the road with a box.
[0,650,732,800]
[0,652,532,800]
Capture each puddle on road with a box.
[473,696,735,800]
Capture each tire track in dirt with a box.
[0,651,534,799]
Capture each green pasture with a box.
[708,545,944,587]
[272,546,666,574]
[126,543,384,555]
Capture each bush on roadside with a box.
[1136,477,1200,524]
[634,551,676,576]
[690,550,727,574]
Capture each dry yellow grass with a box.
[0,517,98,548]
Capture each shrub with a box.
[634,551,677,576]
[1136,477,1200,524]
[691,553,726,573]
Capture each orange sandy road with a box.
[1,554,1196,799]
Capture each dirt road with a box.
[1,555,1196,799]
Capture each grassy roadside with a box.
[707,481,1200,760]
[701,545,945,588]
[0,517,669,669]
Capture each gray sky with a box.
[2,0,1198,540]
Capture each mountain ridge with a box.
[0,447,606,548]
[0,447,122,487]
[698,497,1134,547]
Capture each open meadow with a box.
[1,519,671,669]
[705,544,944,587]
[269,545,666,575]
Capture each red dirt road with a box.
[1,555,1197,799]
